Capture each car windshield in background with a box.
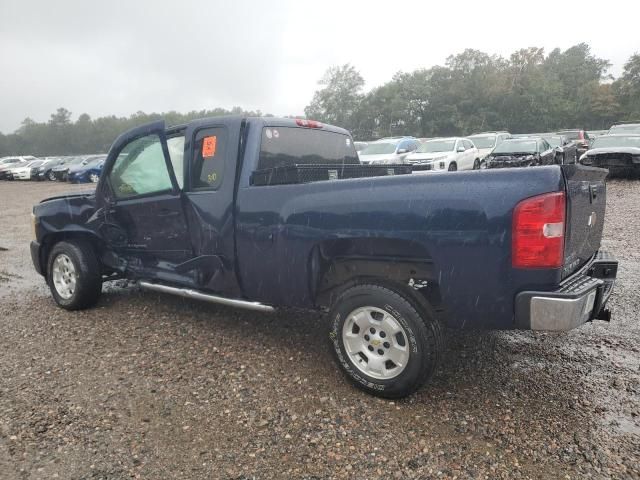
[557,131,580,140]
[543,136,562,147]
[359,142,398,155]
[417,139,456,153]
[493,140,537,154]
[591,136,640,149]
[467,136,496,149]
[609,124,640,134]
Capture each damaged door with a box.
[97,121,193,278]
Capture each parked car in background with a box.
[540,134,577,164]
[51,156,89,181]
[35,157,67,181]
[406,137,480,171]
[0,157,24,179]
[587,130,608,140]
[0,157,39,180]
[608,123,640,135]
[580,134,640,174]
[354,141,369,153]
[67,155,107,183]
[555,129,590,158]
[486,138,555,168]
[358,137,420,164]
[8,160,46,180]
[466,132,511,167]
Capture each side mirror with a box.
[397,148,408,154]
[457,146,465,153]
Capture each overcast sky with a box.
[0,0,638,133]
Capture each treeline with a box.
[0,107,267,156]
[305,44,640,139]
[2,43,639,155]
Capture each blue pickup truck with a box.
[30,116,617,398]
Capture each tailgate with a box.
[561,165,607,278]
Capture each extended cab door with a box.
[97,121,193,276]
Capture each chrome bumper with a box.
[515,251,617,331]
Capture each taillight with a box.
[578,131,584,140]
[295,119,323,128]
[512,192,565,268]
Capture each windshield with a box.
[543,136,562,147]
[359,142,397,155]
[591,136,640,149]
[493,140,538,154]
[557,130,580,140]
[467,135,496,149]
[609,124,640,134]
[416,139,456,153]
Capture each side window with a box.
[456,140,465,151]
[190,127,227,190]
[167,135,185,189]
[464,139,473,149]
[109,134,173,199]
[410,141,419,151]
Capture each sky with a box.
[0,0,638,133]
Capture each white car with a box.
[358,138,420,164]
[466,132,511,167]
[7,160,45,180]
[405,137,480,172]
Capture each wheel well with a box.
[40,231,104,276]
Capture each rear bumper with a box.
[515,250,617,331]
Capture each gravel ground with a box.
[0,179,638,479]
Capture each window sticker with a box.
[273,129,279,139]
[202,136,217,158]
[265,129,273,139]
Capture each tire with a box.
[448,162,457,172]
[47,240,102,310]
[473,159,480,170]
[89,173,99,183]
[48,171,56,181]
[328,284,442,398]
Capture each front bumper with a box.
[515,250,617,331]
[30,240,44,275]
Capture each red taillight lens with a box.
[295,118,323,128]
[512,192,566,268]
[578,131,584,140]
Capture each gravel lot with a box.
[0,179,638,479]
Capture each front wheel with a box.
[448,162,457,172]
[47,240,102,310]
[48,171,56,181]
[328,284,442,398]
[473,159,480,170]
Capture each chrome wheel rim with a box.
[90,173,99,183]
[52,254,76,299]
[342,306,410,380]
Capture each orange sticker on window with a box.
[202,136,217,158]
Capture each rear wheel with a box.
[448,162,457,172]
[328,284,442,398]
[47,240,102,310]
[48,171,56,181]
[89,173,99,183]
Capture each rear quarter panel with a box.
[235,166,565,329]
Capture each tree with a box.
[614,53,640,120]
[304,64,365,130]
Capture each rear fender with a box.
[310,238,442,315]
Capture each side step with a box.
[138,281,275,313]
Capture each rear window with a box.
[258,127,358,170]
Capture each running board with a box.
[138,281,275,313]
